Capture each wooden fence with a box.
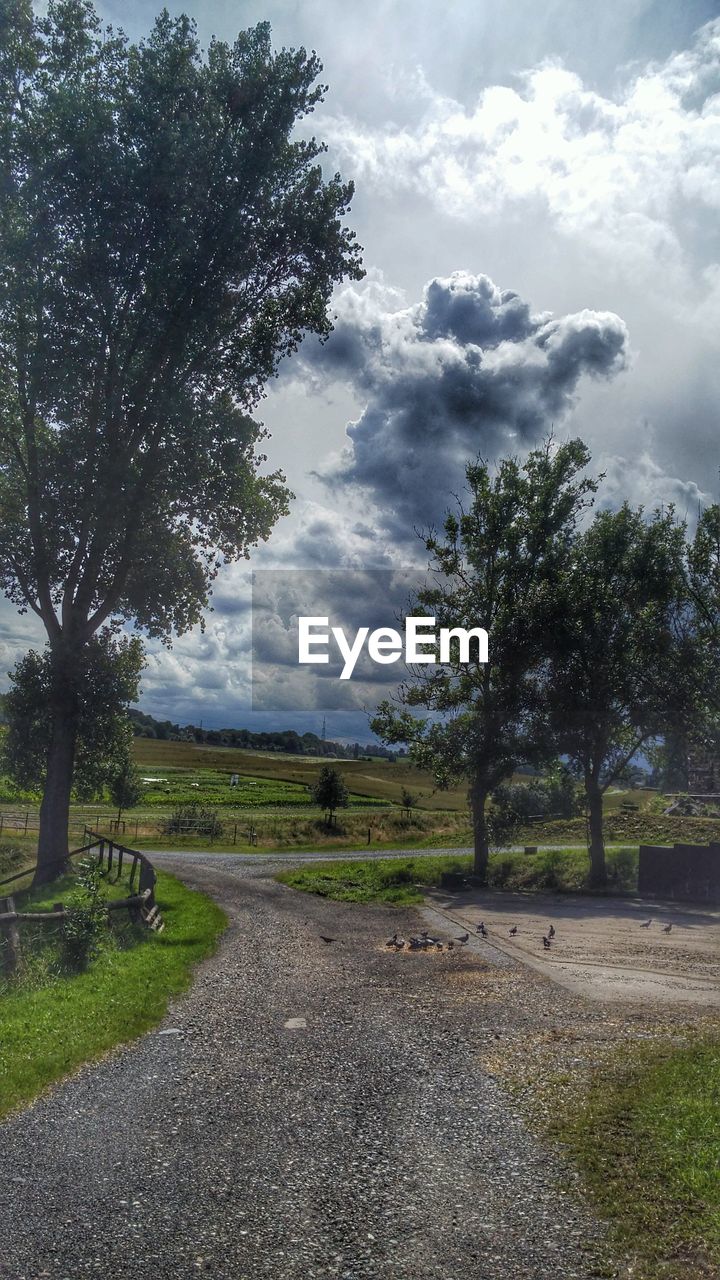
[0,832,164,977]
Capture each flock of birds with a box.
[320,915,675,949]
[383,919,560,952]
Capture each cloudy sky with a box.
[3,0,720,738]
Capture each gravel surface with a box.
[0,853,620,1279]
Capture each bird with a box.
[456,932,469,944]
[543,936,552,950]
[385,933,399,947]
[663,922,673,934]
[640,918,652,928]
[548,924,556,939]
[319,936,337,944]
[393,937,406,950]
[509,925,518,936]
[476,921,488,936]
[447,940,455,950]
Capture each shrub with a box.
[0,842,24,875]
[492,766,582,827]
[160,804,224,838]
[62,858,108,970]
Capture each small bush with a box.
[160,804,224,838]
[62,858,108,971]
[0,842,24,875]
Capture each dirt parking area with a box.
[424,887,720,1007]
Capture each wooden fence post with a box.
[0,896,20,977]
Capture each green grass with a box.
[276,846,640,904]
[0,869,226,1120]
[555,1040,720,1278]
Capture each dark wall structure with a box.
[639,843,720,904]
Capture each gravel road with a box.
[0,853,616,1280]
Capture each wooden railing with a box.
[0,832,164,977]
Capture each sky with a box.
[3,0,720,739]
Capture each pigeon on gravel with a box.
[548,924,556,939]
[640,918,652,928]
[319,936,337,944]
[509,925,518,936]
[476,921,488,936]
[456,932,469,943]
[663,922,673,933]
[542,936,552,949]
[447,940,455,950]
[386,933,399,947]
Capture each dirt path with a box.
[424,885,720,1006]
[0,854,623,1279]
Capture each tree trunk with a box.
[470,780,490,881]
[586,780,607,887]
[35,647,81,886]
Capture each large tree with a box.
[545,504,706,885]
[372,439,596,880]
[0,2,363,880]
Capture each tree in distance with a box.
[311,766,349,827]
[108,750,144,826]
[373,439,597,881]
[0,2,363,881]
[545,502,717,885]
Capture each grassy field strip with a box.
[0,870,226,1120]
[555,1040,720,1279]
[275,847,641,902]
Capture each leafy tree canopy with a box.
[3,629,144,800]
[0,0,363,643]
[372,438,596,876]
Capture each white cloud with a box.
[318,21,720,293]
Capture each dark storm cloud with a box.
[299,272,629,536]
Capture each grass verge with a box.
[276,846,639,903]
[0,869,226,1120]
[554,1039,720,1279]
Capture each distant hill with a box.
[128,708,403,762]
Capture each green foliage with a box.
[61,857,108,970]
[277,846,639,904]
[492,766,581,823]
[0,1,363,876]
[310,765,349,817]
[0,842,24,874]
[160,803,224,838]
[0,1,362,640]
[2,630,143,798]
[0,869,226,1119]
[372,438,597,873]
[108,751,143,818]
[546,503,713,881]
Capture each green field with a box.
[132,737,470,809]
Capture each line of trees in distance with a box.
[128,709,402,761]
[373,438,720,886]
